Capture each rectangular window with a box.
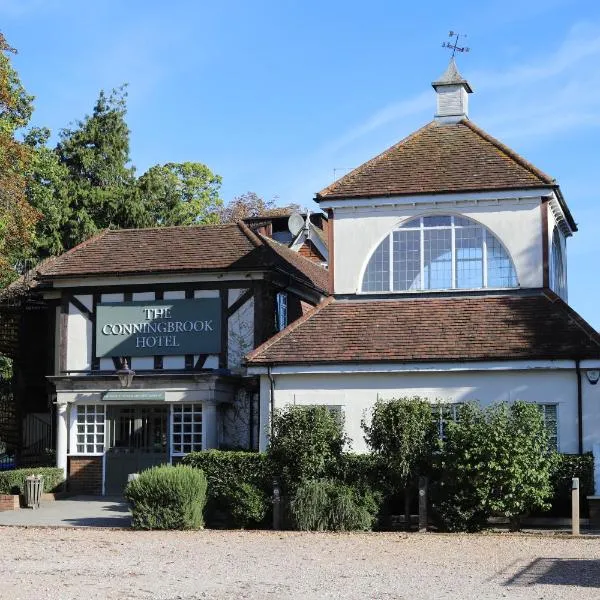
[171,403,203,456]
[540,404,558,451]
[432,402,462,440]
[276,292,288,332]
[75,404,105,454]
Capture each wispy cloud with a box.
[473,22,600,142]
[321,91,431,156]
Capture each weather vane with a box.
[442,31,470,57]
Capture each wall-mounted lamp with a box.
[586,370,600,385]
[116,358,135,388]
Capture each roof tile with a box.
[36,222,330,293]
[316,120,554,200]
[246,293,600,364]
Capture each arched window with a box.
[550,227,567,300]
[361,215,518,292]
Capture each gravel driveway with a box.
[0,527,599,600]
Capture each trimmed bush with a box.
[228,482,269,528]
[182,450,271,527]
[336,453,388,492]
[124,464,207,530]
[290,479,380,531]
[0,467,64,495]
[268,405,348,494]
[182,450,270,526]
[547,453,594,517]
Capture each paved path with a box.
[0,496,130,527]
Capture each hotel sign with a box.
[96,299,221,357]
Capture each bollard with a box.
[272,477,281,530]
[572,477,580,536]
[418,476,428,533]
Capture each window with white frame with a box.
[540,403,558,451]
[171,403,203,456]
[362,215,518,292]
[75,404,105,454]
[431,402,462,440]
[550,227,567,300]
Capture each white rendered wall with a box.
[228,296,254,370]
[259,369,586,453]
[332,198,543,294]
[66,288,227,372]
[65,294,93,372]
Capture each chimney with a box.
[432,57,473,123]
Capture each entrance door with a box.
[105,405,168,495]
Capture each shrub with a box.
[0,467,65,495]
[362,397,437,491]
[181,450,271,527]
[290,479,380,531]
[124,464,207,530]
[432,401,556,532]
[268,405,348,493]
[336,453,389,493]
[547,453,594,517]
[228,482,269,528]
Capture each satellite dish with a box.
[288,212,305,237]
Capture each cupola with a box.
[432,57,473,122]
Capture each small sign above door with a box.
[102,390,166,402]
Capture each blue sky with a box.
[3,0,600,327]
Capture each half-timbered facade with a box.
[10,222,327,494]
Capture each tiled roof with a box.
[316,119,555,200]
[246,293,600,365]
[256,232,330,293]
[36,223,329,293]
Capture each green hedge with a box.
[124,464,207,530]
[182,450,271,527]
[545,453,594,517]
[0,467,65,495]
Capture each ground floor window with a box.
[171,403,203,456]
[75,404,105,454]
[432,402,462,440]
[431,402,558,450]
[540,404,558,451]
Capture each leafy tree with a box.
[136,162,223,226]
[218,191,300,223]
[56,85,141,247]
[268,405,348,493]
[0,33,39,286]
[362,396,437,522]
[433,401,556,532]
[23,127,70,258]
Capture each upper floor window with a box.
[550,227,567,300]
[361,215,518,293]
[276,292,288,331]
